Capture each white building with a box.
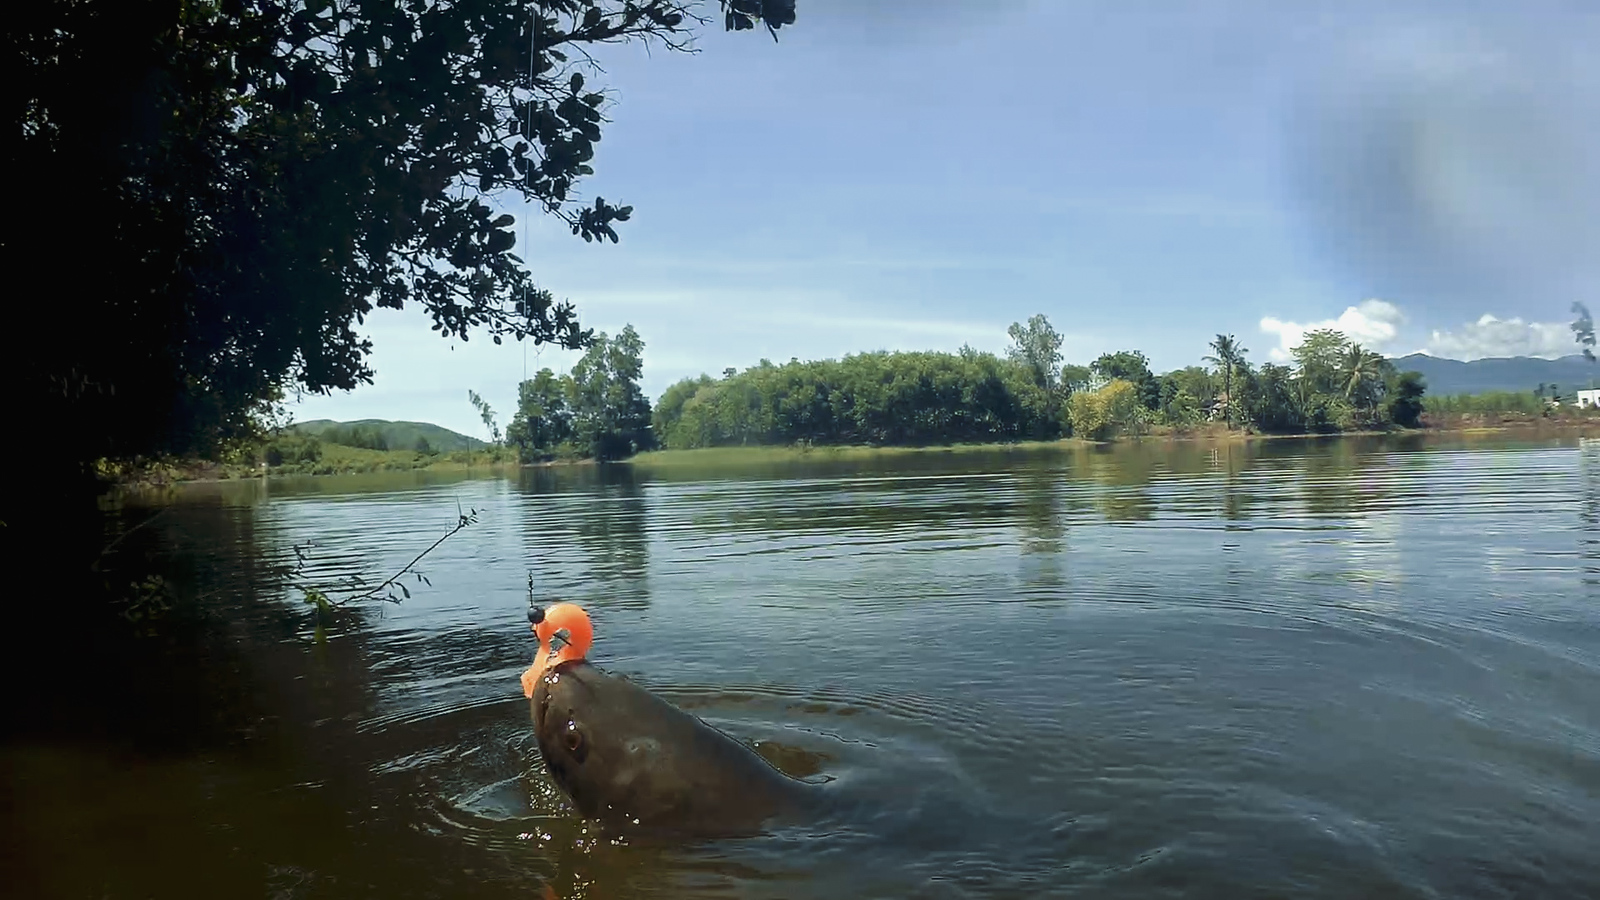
[1578,389,1600,409]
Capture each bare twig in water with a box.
[287,503,480,638]
[91,506,173,571]
[342,503,477,607]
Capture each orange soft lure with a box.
[520,602,595,699]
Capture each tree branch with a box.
[287,503,481,636]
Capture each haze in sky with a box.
[290,0,1600,440]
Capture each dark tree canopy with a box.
[653,349,1066,449]
[7,0,794,477]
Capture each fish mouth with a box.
[529,661,585,745]
[531,681,552,732]
[530,661,577,732]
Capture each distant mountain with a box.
[290,419,486,452]
[1387,353,1600,397]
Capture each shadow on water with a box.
[4,498,394,898]
[7,433,1600,898]
[2,491,709,900]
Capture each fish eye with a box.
[564,718,587,761]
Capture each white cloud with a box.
[1258,299,1405,361]
[1422,314,1576,361]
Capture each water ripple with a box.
[82,435,1600,899]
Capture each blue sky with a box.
[291,0,1600,440]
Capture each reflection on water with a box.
[7,433,1600,899]
[521,465,653,612]
[1016,468,1067,598]
[1581,438,1600,587]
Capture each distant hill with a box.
[290,419,486,452]
[1387,353,1600,397]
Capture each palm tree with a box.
[1340,344,1386,418]
[1204,334,1246,428]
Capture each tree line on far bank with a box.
[327,307,1600,466]
[492,314,1436,463]
[649,316,1428,450]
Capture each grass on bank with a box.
[107,402,1600,487]
[103,442,522,487]
[269,442,520,475]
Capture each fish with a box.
[520,603,825,839]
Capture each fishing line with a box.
[527,3,551,384]
[520,3,541,393]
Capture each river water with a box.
[7,435,1600,899]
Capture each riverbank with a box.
[627,439,1095,468]
[104,443,524,489]
[1420,410,1600,432]
[624,433,1263,469]
[629,418,1600,467]
[106,413,1600,488]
